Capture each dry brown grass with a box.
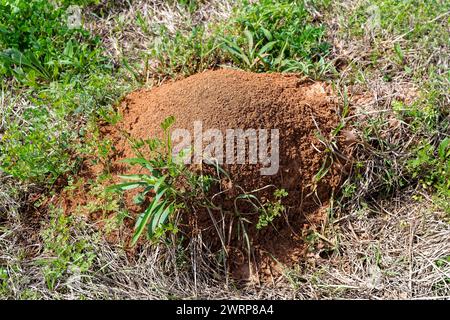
[305,192,449,299]
[1,190,448,299]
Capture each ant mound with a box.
[83,69,350,279]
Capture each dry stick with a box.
[347,219,360,242]
[190,211,199,296]
[333,213,353,225]
[315,232,336,247]
[416,251,450,293]
[206,207,228,284]
[170,219,182,288]
[408,220,417,298]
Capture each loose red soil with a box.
[60,69,351,280]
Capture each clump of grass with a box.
[38,206,96,291]
[396,74,450,212]
[108,116,218,245]
[326,0,449,214]
[174,0,204,14]
[222,0,332,76]
[146,0,333,78]
[0,1,132,183]
[0,73,130,183]
[407,138,450,209]
[344,0,449,79]
[108,116,290,281]
[0,0,109,87]
[148,25,224,79]
[0,102,73,182]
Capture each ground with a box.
[0,0,449,299]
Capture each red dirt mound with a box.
[113,69,343,203]
[63,69,350,280]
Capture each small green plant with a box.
[0,104,73,182]
[221,29,278,72]
[0,267,9,296]
[311,93,350,193]
[39,207,96,290]
[0,0,109,86]
[221,0,331,75]
[256,188,288,229]
[149,26,223,78]
[108,116,216,245]
[391,73,450,212]
[408,138,450,209]
[176,0,202,13]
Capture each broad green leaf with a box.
[161,115,175,131]
[148,200,173,238]
[121,157,154,171]
[222,41,251,67]
[258,41,277,57]
[438,138,450,160]
[131,189,167,245]
[244,29,254,53]
[107,181,146,192]
[154,175,167,193]
[156,202,174,229]
[260,27,273,41]
[117,174,148,181]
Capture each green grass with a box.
[146,0,333,78]
[0,0,109,86]
[0,0,132,183]
[222,0,331,75]
[175,0,204,14]
[345,0,450,77]
[0,102,73,182]
[404,80,450,212]
[38,207,96,291]
[108,116,218,245]
[148,25,224,79]
[347,0,449,41]
[0,267,8,296]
